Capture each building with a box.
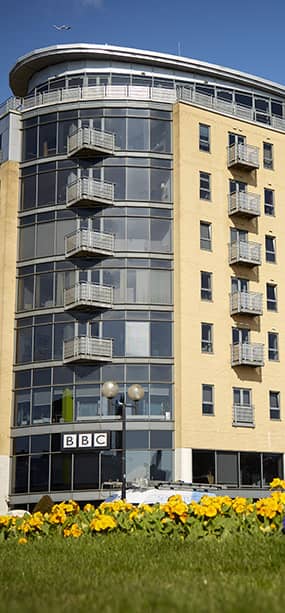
[0,43,285,511]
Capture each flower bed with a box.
[2,478,285,543]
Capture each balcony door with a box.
[233,387,251,406]
[229,133,246,147]
[230,228,248,244]
[231,277,248,293]
[229,180,246,194]
[232,327,249,345]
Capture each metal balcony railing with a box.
[65,229,114,258]
[64,282,113,310]
[228,143,259,169]
[228,192,260,217]
[67,127,115,157]
[230,291,263,316]
[63,336,112,363]
[66,177,114,208]
[229,241,261,266]
[231,343,264,367]
[233,404,255,427]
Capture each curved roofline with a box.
[9,42,285,98]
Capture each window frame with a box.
[199,124,210,153]
[200,271,212,301]
[264,188,275,216]
[199,172,211,201]
[268,332,279,361]
[269,391,280,420]
[201,322,213,354]
[266,283,277,311]
[202,384,214,415]
[263,142,273,170]
[265,235,276,263]
[200,221,212,251]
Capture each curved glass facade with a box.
[13,100,174,504]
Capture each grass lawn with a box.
[0,535,285,613]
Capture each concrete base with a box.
[0,455,9,514]
[175,448,192,482]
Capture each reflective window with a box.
[201,323,213,353]
[269,391,280,420]
[264,189,274,216]
[266,283,277,311]
[201,271,212,300]
[52,387,73,423]
[240,452,261,486]
[30,455,49,491]
[202,384,214,415]
[200,222,212,250]
[268,332,279,361]
[32,388,51,424]
[75,385,100,420]
[265,235,276,262]
[193,450,215,484]
[199,124,210,152]
[126,322,149,357]
[73,453,99,490]
[200,172,211,200]
[263,142,273,169]
[50,454,72,490]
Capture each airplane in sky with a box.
[53,25,71,31]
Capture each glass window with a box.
[126,218,148,251]
[15,369,32,388]
[127,118,149,151]
[104,117,126,150]
[35,273,54,309]
[31,434,50,453]
[102,320,125,356]
[264,189,274,216]
[150,169,171,203]
[33,368,51,386]
[217,451,238,485]
[73,453,99,490]
[101,450,122,485]
[21,175,36,210]
[23,127,37,161]
[18,276,34,311]
[150,365,172,382]
[266,284,277,311]
[19,226,35,260]
[52,387,73,423]
[201,271,212,300]
[36,222,55,258]
[127,364,148,382]
[58,120,77,154]
[150,119,171,153]
[75,385,100,420]
[125,322,149,357]
[268,332,279,361]
[15,390,30,426]
[126,450,150,481]
[30,455,49,492]
[50,454,72,490]
[199,124,210,152]
[233,388,251,406]
[240,452,261,486]
[126,431,148,449]
[16,327,33,363]
[263,453,283,485]
[150,322,172,357]
[13,436,29,454]
[104,166,126,200]
[200,222,212,250]
[38,171,56,207]
[12,456,29,493]
[150,430,172,449]
[202,384,214,415]
[39,123,56,157]
[192,450,215,484]
[269,391,280,420]
[150,450,172,481]
[265,235,276,262]
[150,219,171,252]
[200,172,211,200]
[201,323,213,353]
[32,388,51,424]
[149,385,172,418]
[127,167,149,200]
[34,325,52,361]
[263,142,273,169]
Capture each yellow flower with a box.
[64,523,83,538]
[204,505,217,518]
[29,512,44,529]
[83,503,94,513]
[90,514,117,532]
[270,478,285,490]
[18,537,28,544]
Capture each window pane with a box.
[150,169,171,203]
[34,326,52,361]
[32,388,51,424]
[12,457,29,493]
[151,322,172,356]
[15,390,30,426]
[75,385,100,420]
[39,123,56,157]
[150,119,171,153]
[125,322,149,357]
[127,118,149,150]
[21,175,36,210]
[73,453,99,489]
[52,387,74,423]
[51,454,72,490]
[199,124,210,152]
[263,454,283,485]
[30,455,49,492]
[200,222,211,250]
[240,452,261,486]
[192,450,215,484]
[217,451,238,485]
[17,327,33,363]
[18,276,34,310]
[38,172,56,206]
[19,226,35,260]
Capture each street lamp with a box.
[102,381,144,500]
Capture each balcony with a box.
[63,336,112,363]
[66,178,114,208]
[228,192,260,218]
[65,229,114,258]
[67,127,115,158]
[231,343,264,367]
[229,241,261,266]
[230,291,263,316]
[228,143,259,170]
[64,282,113,311]
[233,404,255,427]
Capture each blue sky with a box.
[1,0,285,101]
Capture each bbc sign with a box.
[62,433,109,450]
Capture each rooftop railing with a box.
[2,85,285,135]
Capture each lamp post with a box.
[102,381,144,500]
